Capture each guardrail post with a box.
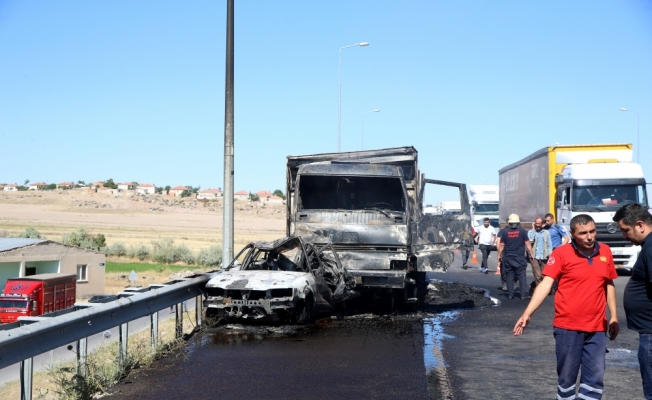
[76,337,87,377]
[20,357,33,400]
[195,295,202,329]
[119,323,128,367]
[150,311,159,350]
[175,303,183,339]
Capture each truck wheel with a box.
[407,271,427,310]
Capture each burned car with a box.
[204,236,357,324]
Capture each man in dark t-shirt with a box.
[614,203,652,399]
[497,213,534,299]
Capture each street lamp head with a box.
[359,42,370,47]
[620,108,627,111]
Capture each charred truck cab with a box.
[287,147,473,304]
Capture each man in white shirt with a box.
[477,218,497,274]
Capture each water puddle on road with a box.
[423,311,458,400]
[606,347,639,369]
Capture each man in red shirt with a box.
[513,214,619,400]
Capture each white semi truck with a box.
[499,143,648,270]
[468,185,500,233]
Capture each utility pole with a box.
[222,0,234,266]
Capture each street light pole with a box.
[620,108,640,163]
[338,42,369,152]
[361,109,380,150]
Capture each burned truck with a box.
[286,146,473,305]
[204,236,357,324]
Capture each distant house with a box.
[234,190,249,201]
[117,182,135,191]
[256,190,274,198]
[0,238,106,298]
[197,188,222,200]
[98,187,116,195]
[91,181,104,190]
[28,182,47,191]
[57,181,75,190]
[169,186,188,197]
[260,194,284,204]
[3,184,18,192]
[137,183,156,195]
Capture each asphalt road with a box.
[430,249,643,399]
[13,250,643,399]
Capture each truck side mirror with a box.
[555,201,561,209]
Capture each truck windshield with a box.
[474,203,499,214]
[0,300,28,309]
[299,175,405,212]
[572,184,648,210]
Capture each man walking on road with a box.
[613,203,652,399]
[497,214,534,299]
[477,217,497,274]
[545,212,570,294]
[528,217,552,287]
[514,214,619,400]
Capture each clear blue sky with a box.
[0,1,650,196]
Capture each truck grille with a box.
[594,223,632,247]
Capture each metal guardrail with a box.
[0,272,216,399]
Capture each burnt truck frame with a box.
[286,146,473,303]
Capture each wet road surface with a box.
[106,250,644,399]
[108,316,431,399]
[431,251,643,399]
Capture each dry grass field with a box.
[0,190,286,254]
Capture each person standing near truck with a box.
[545,213,570,294]
[613,203,652,399]
[514,214,619,400]
[497,214,534,299]
[528,217,553,287]
[477,217,497,274]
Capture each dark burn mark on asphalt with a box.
[107,280,495,400]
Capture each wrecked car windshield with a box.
[298,175,405,212]
[241,241,307,272]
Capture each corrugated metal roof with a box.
[0,238,47,253]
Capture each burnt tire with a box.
[292,297,313,325]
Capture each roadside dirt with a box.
[0,190,285,252]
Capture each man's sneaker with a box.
[480,268,486,273]
[462,264,468,270]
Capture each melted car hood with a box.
[206,270,311,291]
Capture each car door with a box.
[411,178,474,272]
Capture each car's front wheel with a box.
[292,296,313,325]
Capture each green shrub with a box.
[127,244,151,261]
[106,242,127,257]
[17,227,43,239]
[197,245,223,266]
[61,229,105,251]
[151,238,195,264]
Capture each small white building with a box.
[57,181,75,190]
[169,185,188,197]
[118,182,135,191]
[91,181,104,190]
[137,183,156,195]
[0,239,106,298]
[234,190,249,201]
[261,195,284,204]
[28,182,47,191]
[3,184,18,192]
[197,188,222,200]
